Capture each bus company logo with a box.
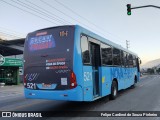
[0,55,5,65]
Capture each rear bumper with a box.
[24,86,83,101]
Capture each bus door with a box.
[90,42,101,98]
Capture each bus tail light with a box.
[70,71,77,89]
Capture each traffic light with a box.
[127,4,131,15]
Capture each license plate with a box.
[42,83,51,88]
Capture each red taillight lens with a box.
[70,71,77,89]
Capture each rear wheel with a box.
[131,76,137,89]
[110,81,118,100]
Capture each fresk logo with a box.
[0,55,5,65]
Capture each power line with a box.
[40,0,124,44]
[1,0,125,46]
[54,1,121,38]
[0,29,24,38]
[54,0,126,44]
[40,0,104,34]
[25,0,72,25]
[0,0,58,25]
[15,0,69,25]
[0,31,21,39]
[40,0,91,27]
[54,0,95,25]
[0,27,26,37]
[0,32,23,39]
[12,0,61,25]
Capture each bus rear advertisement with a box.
[24,25,141,101]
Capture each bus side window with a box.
[133,55,136,67]
[81,35,90,64]
[113,48,121,66]
[121,50,125,67]
[101,43,112,65]
[123,51,128,67]
[128,54,133,67]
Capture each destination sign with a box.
[29,34,56,51]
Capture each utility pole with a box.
[126,40,130,49]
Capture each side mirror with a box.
[140,60,142,64]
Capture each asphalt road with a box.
[0,75,160,120]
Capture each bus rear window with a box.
[24,26,75,56]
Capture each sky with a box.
[0,0,160,64]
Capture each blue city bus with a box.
[24,25,141,101]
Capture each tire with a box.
[131,77,137,89]
[110,81,118,100]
